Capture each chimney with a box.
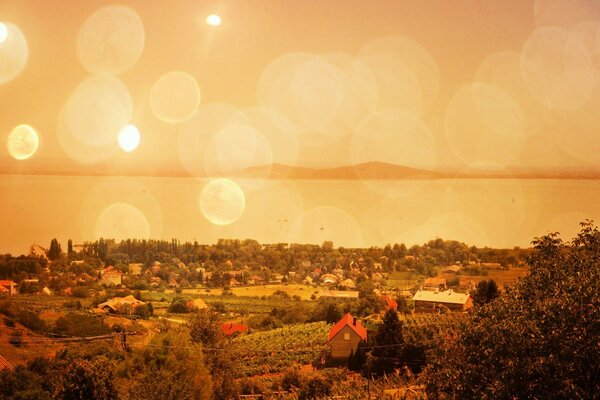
[353,317,356,326]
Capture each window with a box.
[344,333,350,340]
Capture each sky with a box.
[2,1,600,254]
[1,0,600,175]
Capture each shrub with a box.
[53,314,110,337]
[16,310,47,333]
[3,316,15,327]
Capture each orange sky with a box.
[1,0,600,174]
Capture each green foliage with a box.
[48,238,62,261]
[16,310,47,333]
[473,279,499,306]
[56,359,119,400]
[53,313,110,337]
[70,286,89,298]
[126,330,212,400]
[232,322,330,376]
[422,223,600,399]
[167,298,189,314]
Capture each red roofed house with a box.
[0,280,17,295]
[221,323,248,336]
[328,313,367,359]
[382,295,398,311]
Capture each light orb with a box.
[150,71,201,123]
[7,124,39,160]
[118,124,140,152]
[0,22,7,44]
[77,5,145,74]
[95,203,150,240]
[206,14,222,26]
[199,178,245,226]
[0,22,29,84]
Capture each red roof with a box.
[382,295,398,311]
[0,280,16,286]
[327,313,367,342]
[221,323,248,336]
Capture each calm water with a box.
[1,174,598,255]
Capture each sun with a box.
[117,124,140,152]
[205,14,222,27]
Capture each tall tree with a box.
[423,222,600,399]
[48,238,61,260]
[67,239,73,256]
[473,279,500,306]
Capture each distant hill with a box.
[223,161,444,180]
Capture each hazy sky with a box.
[1,0,600,174]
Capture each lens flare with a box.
[206,14,222,26]
[95,203,150,240]
[77,5,145,74]
[199,178,246,225]
[118,124,140,152]
[7,124,39,160]
[0,23,8,44]
[150,71,201,123]
[0,22,28,84]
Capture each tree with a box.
[67,239,73,256]
[56,359,118,400]
[48,239,61,261]
[472,279,500,306]
[369,309,406,376]
[126,331,212,400]
[422,222,600,399]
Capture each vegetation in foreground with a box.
[0,223,598,398]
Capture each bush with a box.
[3,316,15,327]
[53,314,110,337]
[16,310,47,333]
[71,286,89,298]
[168,299,189,314]
[9,331,23,347]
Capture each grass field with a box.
[440,267,530,288]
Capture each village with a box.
[0,237,531,398]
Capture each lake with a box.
[1,174,598,255]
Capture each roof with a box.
[424,277,447,286]
[328,313,367,342]
[221,323,248,336]
[382,295,398,311]
[187,298,208,309]
[98,295,145,310]
[0,280,16,286]
[412,289,471,305]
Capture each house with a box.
[302,275,314,285]
[100,270,122,286]
[97,295,145,314]
[339,279,356,289]
[412,289,473,313]
[221,323,248,336]
[128,263,143,275]
[29,244,48,260]
[423,277,447,289]
[186,298,208,310]
[382,295,398,311]
[320,274,338,284]
[0,280,17,295]
[39,287,52,296]
[247,275,265,285]
[328,313,367,359]
[459,279,477,292]
[440,265,462,274]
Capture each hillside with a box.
[223,161,444,180]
